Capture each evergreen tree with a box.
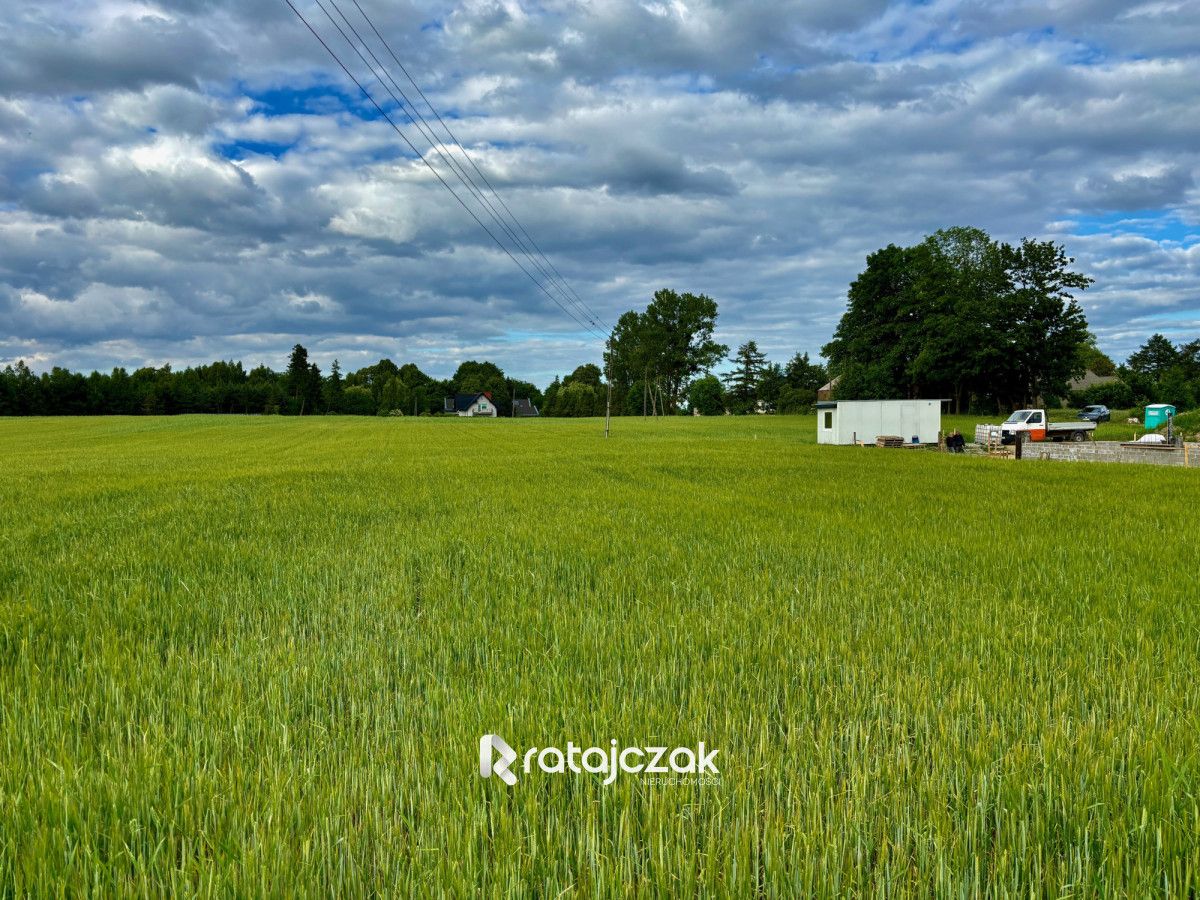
[1127,334,1180,381]
[757,362,786,412]
[324,359,344,413]
[284,344,311,414]
[784,352,828,395]
[306,363,323,414]
[723,341,767,413]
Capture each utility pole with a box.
[603,338,613,438]
[605,382,612,438]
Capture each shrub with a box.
[687,375,725,416]
[1075,380,1135,409]
[341,385,377,416]
[1168,409,1200,439]
[776,385,814,415]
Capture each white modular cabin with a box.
[817,400,943,446]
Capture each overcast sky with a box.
[1,0,1198,385]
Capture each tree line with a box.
[0,346,544,418]
[1069,333,1200,412]
[9,225,1195,419]
[600,288,827,416]
[0,287,830,418]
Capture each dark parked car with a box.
[1078,404,1110,423]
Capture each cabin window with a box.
[1028,411,1042,424]
[823,411,833,429]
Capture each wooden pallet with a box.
[875,435,905,448]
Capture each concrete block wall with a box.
[1021,441,1200,468]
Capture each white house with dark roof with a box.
[444,392,497,417]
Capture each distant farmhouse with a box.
[513,398,540,417]
[444,392,497,417]
[1066,369,1119,395]
[1038,370,1119,407]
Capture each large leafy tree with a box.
[378,376,410,415]
[396,363,448,415]
[909,228,1010,412]
[775,352,829,413]
[542,365,606,417]
[605,289,727,414]
[687,374,726,415]
[1120,334,1198,408]
[345,359,399,405]
[605,310,661,414]
[821,244,920,401]
[994,238,1092,407]
[823,228,1093,411]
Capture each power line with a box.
[280,0,609,342]
[309,0,604,341]
[317,0,591,335]
[345,0,611,334]
[327,0,609,335]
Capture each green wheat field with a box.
[1,415,1198,897]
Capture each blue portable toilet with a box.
[1144,404,1176,429]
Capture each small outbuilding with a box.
[1144,404,1176,430]
[817,399,944,446]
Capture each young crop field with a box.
[1,415,1198,896]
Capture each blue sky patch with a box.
[245,84,386,122]
[1070,211,1198,245]
[215,139,297,161]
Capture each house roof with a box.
[513,398,539,417]
[1067,370,1119,391]
[449,392,492,412]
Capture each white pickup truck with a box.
[1000,408,1096,444]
